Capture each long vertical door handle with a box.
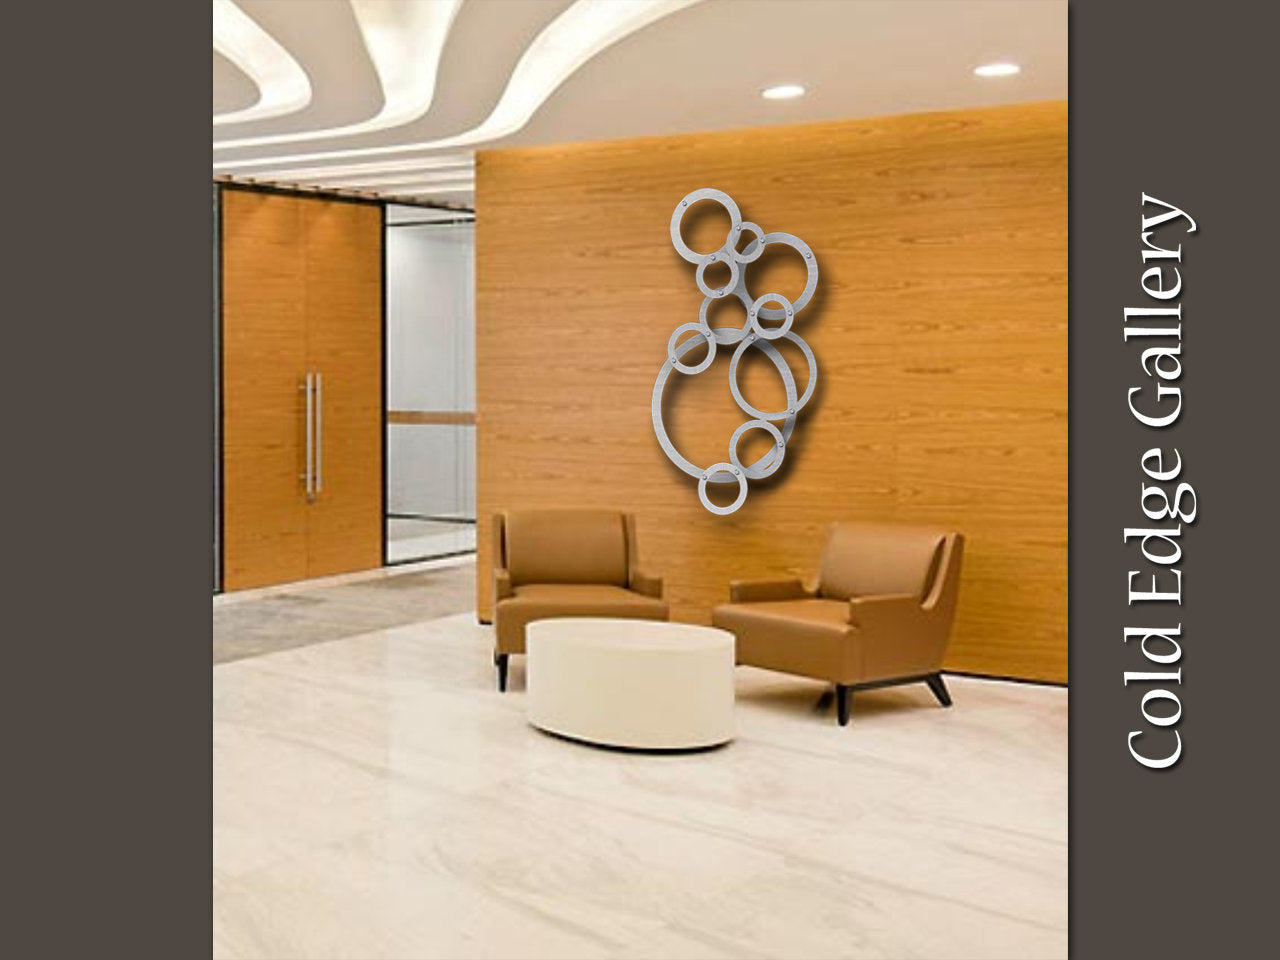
[314,371,323,495]
[304,372,314,500]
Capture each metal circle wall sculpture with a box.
[652,188,820,516]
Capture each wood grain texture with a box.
[222,190,309,591]
[387,410,477,425]
[476,101,1068,683]
[303,198,384,580]
[221,189,383,590]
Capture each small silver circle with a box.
[698,462,749,516]
[667,322,715,375]
[729,419,786,480]
[696,253,740,299]
[730,222,766,264]
[670,188,742,264]
[749,292,795,340]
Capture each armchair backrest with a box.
[498,509,631,587]
[817,522,956,602]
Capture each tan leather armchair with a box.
[712,522,964,725]
[491,509,668,690]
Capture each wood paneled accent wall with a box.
[475,101,1067,683]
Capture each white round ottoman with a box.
[525,618,736,750]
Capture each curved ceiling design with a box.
[212,0,312,127]
[212,0,699,172]
[213,0,463,151]
[212,0,1068,207]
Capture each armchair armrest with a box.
[730,578,813,603]
[494,568,513,602]
[848,592,949,679]
[629,570,664,599]
[846,593,924,629]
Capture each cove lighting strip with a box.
[236,154,473,185]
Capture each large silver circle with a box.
[652,334,797,483]
[748,292,795,341]
[698,462,748,515]
[667,322,715,375]
[732,232,819,321]
[669,188,742,264]
[729,419,786,480]
[695,252,739,299]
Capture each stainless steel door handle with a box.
[302,373,314,499]
[314,371,323,495]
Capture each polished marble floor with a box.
[213,558,475,664]
[213,601,1068,959]
[387,516,477,564]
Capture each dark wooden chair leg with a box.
[836,684,852,726]
[926,672,952,707]
[495,653,509,692]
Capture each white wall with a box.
[386,217,475,519]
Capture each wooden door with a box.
[221,190,309,590]
[302,198,383,579]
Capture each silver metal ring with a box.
[729,419,786,480]
[670,188,742,264]
[729,221,766,264]
[748,292,795,341]
[667,322,715,375]
[698,462,749,515]
[732,232,819,321]
[727,331,816,421]
[695,252,739,299]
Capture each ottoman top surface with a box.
[526,617,733,652]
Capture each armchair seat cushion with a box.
[712,598,862,684]
[495,584,668,653]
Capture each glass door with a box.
[385,204,476,563]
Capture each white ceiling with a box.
[213,0,1067,208]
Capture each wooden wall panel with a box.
[221,189,384,591]
[303,199,384,580]
[476,101,1068,683]
[221,190,309,591]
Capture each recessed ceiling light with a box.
[761,83,806,100]
[973,62,1021,78]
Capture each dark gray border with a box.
[9,1,1277,955]
[1072,1,1277,954]
[6,3,211,956]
